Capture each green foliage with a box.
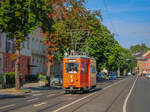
[130,43,150,54]
[5,72,15,76]
[0,0,53,47]
[38,74,46,81]
[0,74,3,84]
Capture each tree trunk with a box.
[117,66,120,77]
[123,69,127,76]
[46,61,51,86]
[15,49,20,90]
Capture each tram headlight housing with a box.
[70,79,74,83]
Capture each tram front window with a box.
[65,63,79,73]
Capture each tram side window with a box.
[81,62,88,73]
[65,63,79,73]
[90,65,96,73]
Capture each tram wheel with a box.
[65,90,70,94]
[83,90,89,93]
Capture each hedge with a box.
[38,74,46,82]
[25,75,38,82]
[4,72,15,86]
[0,74,3,84]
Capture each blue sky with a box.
[85,0,150,48]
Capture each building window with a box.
[22,59,24,69]
[36,39,38,49]
[27,37,30,50]
[40,40,42,51]
[40,59,42,73]
[37,59,39,73]
[6,57,8,72]
[6,39,10,52]
[32,58,35,74]
[22,42,25,48]
[32,38,34,49]
[27,58,30,74]
[12,60,15,71]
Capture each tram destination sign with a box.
[68,59,76,62]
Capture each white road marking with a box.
[32,93,42,96]
[123,76,138,112]
[27,98,39,102]
[47,94,55,97]
[53,77,129,112]
[33,102,47,107]
[32,91,39,93]
[0,104,15,110]
[60,91,64,94]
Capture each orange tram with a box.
[63,54,97,93]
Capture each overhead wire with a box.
[103,0,119,36]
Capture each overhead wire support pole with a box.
[70,29,90,53]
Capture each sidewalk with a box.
[0,81,62,97]
[0,82,45,97]
[23,81,45,88]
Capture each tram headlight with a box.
[70,79,74,83]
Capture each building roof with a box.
[134,51,150,60]
[143,51,150,59]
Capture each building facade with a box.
[134,51,150,75]
[29,28,47,75]
[0,28,63,82]
[0,33,31,81]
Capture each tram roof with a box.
[64,55,95,60]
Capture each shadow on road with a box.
[24,86,62,91]
[0,94,26,100]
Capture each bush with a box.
[38,74,46,82]
[25,74,38,82]
[0,74,3,84]
[4,72,15,85]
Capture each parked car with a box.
[51,75,62,86]
[145,74,150,79]
[128,72,132,76]
[96,73,104,81]
[109,73,117,80]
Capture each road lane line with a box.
[27,98,39,102]
[47,94,55,97]
[53,92,95,112]
[53,77,129,112]
[123,76,138,112]
[32,93,42,96]
[33,102,47,107]
[0,104,15,110]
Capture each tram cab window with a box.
[65,63,79,73]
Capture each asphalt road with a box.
[0,76,142,112]
[127,76,150,112]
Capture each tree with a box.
[130,43,150,54]
[0,0,53,89]
[40,0,89,86]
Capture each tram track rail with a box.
[0,91,65,112]
[52,76,135,112]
